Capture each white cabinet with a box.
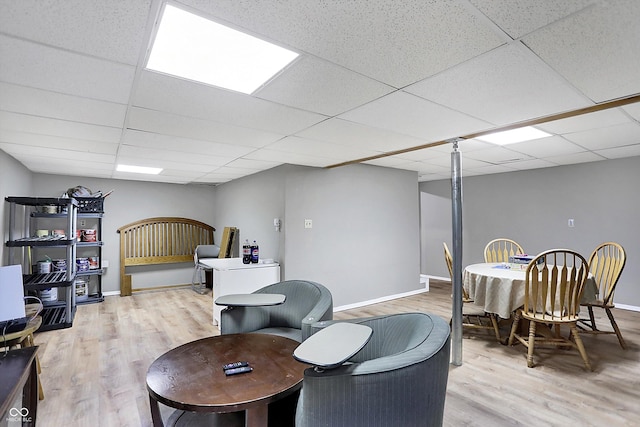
[200,258,280,325]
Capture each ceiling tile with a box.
[185,0,505,87]
[363,157,423,169]
[128,107,283,148]
[134,71,326,135]
[295,118,431,153]
[243,148,331,167]
[392,146,454,162]
[522,0,640,102]
[117,145,231,168]
[0,130,118,155]
[0,111,121,144]
[462,164,517,176]
[0,35,135,104]
[256,56,394,116]
[1,1,639,185]
[339,91,492,141]
[544,151,605,165]
[223,158,280,171]
[0,142,116,163]
[622,102,640,121]
[563,122,640,150]
[266,136,379,162]
[469,0,596,39]
[20,157,114,177]
[536,108,632,134]
[405,43,590,126]
[198,166,263,180]
[0,83,127,128]
[502,158,558,170]
[122,129,255,158]
[594,144,640,160]
[415,163,453,175]
[111,172,191,184]
[505,135,586,158]
[0,0,152,64]
[463,146,533,164]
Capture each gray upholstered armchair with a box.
[295,312,451,427]
[219,280,333,342]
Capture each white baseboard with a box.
[103,290,120,297]
[425,274,450,282]
[613,303,640,312]
[334,287,429,312]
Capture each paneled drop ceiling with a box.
[1,0,639,184]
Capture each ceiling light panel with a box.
[476,126,551,145]
[116,164,162,174]
[147,4,299,94]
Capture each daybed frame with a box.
[117,217,215,296]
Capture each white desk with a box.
[200,258,280,325]
[463,263,597,319]
[215,293,286,307]
[293,323,373,369]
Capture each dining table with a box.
[463,263,598,319]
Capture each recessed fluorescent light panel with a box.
[477,126,552,145]
[146,4,299,94]
[116,164,163,175]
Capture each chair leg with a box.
[489,314,502,343]
[191,265,205,294]
[570,325,592,371]
[587,306,597,330]
[507,311,521,346]
[605,308,627,349]
[526,321,537,368]
[36,354,45,400]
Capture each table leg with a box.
[24,358,38,426]
[149,395,164,427]
[245,405,268,427]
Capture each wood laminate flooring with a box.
[32,280,640,426]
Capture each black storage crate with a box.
[74,197,104,213]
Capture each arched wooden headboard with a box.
[117,217,215,296]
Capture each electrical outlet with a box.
[79,219,86,227]
[304,219,313,229]
[568,219,574,228]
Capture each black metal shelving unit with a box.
[75,204,105,304]
[5,197,78,331]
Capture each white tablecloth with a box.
[463,263,597,319]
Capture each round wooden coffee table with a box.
[146,333,308,427]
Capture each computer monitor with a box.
[0,264,27,333]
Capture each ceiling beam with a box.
[325,93,640,169]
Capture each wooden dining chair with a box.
[577,242,627,349]
[443,242,501,342]
[507,249,592,371]
[484,238,525,263]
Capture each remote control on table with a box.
[224,366,253,376]
[222,361,249,370]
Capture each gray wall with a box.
[3,161,421,307]
[1,150,33,265]
[284,164,420,306]
[420,156,640,308]
[215,163,421,307]
[29,175,216,293]
[213,165,287,264]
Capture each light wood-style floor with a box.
[32,280,640,426]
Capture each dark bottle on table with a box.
[242,239,251,264]
[251,240,259,263]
